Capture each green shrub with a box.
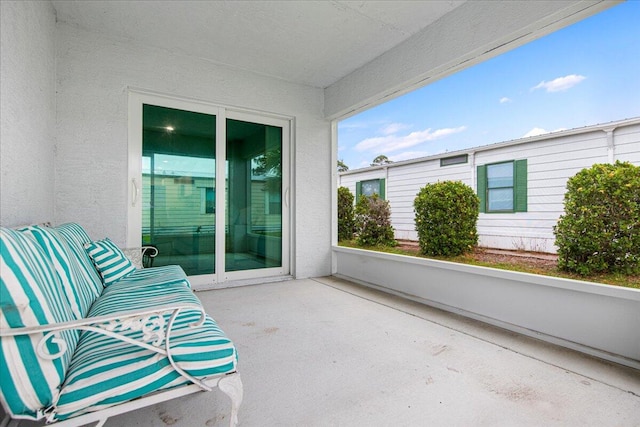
[414,181,479,256]
[554,161,640,275]
[337,186,355,241]
[355,194,396,246]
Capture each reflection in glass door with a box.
[226,119,283,272]
[142,104,216,276]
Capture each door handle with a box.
[131,178,139,207]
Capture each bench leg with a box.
[218,373,243,427]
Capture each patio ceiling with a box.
[51,0,466,89]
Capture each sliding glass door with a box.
[226,118,283,272]
[141,104,217,276]
[128,92,289,287]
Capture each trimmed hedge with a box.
[337,186,355,241]
[414,181,479,256]
[554,161,640,275]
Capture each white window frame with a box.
[127,89,292,289]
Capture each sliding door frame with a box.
[127,89,292,288]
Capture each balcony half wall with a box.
[333,246,640,369]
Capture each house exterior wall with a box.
[0,1,57,227]
[54,23,331,279]
[339,120,640,253]
[140,175,279,237]
[616,124,640,163]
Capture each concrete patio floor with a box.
[14,277,640,426]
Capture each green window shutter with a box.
[356,181,362,201]
[378,178,386,199]
[477,165,487,213]
[514,159,528,212]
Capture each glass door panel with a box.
[142,104,216,276]
[226,118,283,272]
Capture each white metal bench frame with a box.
[0,304,243,427]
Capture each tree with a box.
[337,159,349,172]
[252,148,281,192]
[371,155,392,167]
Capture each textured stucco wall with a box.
[324,1,614,119]
[55,24,331,278]
[0,1,57,227]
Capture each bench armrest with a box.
[0,303,210,389]
[122,246,159,269]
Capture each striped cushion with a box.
[19,226,99,318]
[55,223,93,248]
[88,275,200,318]
[0,228,78,419]
[54,223,103,298]
[52,311,237,421]
[110,265,191,290]
[85,238,136,286]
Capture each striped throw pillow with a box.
[84,238,136,286]
[0,227,78,419]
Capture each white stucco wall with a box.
[54,24,331,279]
[324,1,614,119]
[0,1,57,227]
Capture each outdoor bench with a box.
[0,223,242,427]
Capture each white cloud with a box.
[522,127,548,138]
[380,122,410,135]
[531,74,586,93]
[355,126,467,153]
[522,127,567,138]
[499,97,512,104]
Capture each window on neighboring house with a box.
[200,187,215,214]
[440,154,468,167]
[356,178,386,200]
[477,160,527,213]
[266,190,282,215]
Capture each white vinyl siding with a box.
[386,161,472,240]
[338,119,640,252]
[615,125,640,163]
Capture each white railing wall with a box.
[333,246,640,369]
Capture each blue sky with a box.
[338,2,640,170]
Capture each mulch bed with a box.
[395,241,558,270]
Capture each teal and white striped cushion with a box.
[54,223,104,298]
[55,223,93,248]
[52,311,237,421]
[84,238,136,286]
[0,228,78,419]
[88,275,200,318]
[111,265,191,290]
[19,226,99,318]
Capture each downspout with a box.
[604,127,616,163]
[384,165,389,195]
[469,151,476,191]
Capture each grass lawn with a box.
[339,240,640,290]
